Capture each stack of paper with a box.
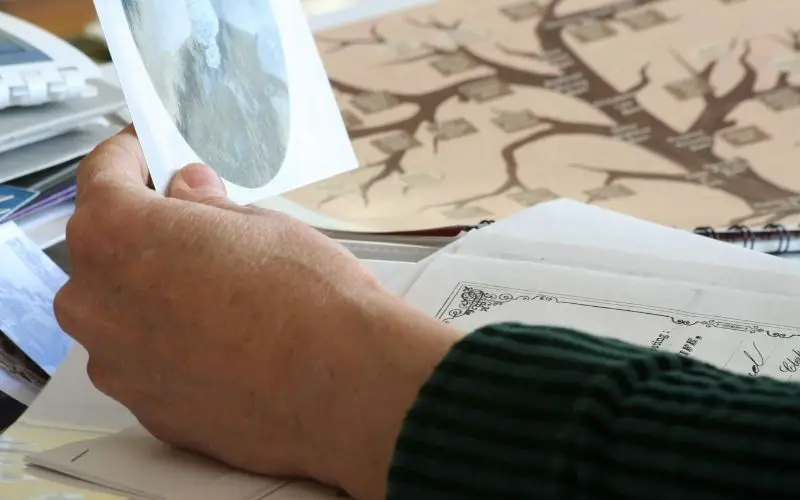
[0,223,72,427]
[0,12,127,233]
[8,198,800,499]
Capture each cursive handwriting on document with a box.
[742,341,765,377]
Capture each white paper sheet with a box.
[94,0,357,206]
[404,254,800,381]
[482,199,800,275]
[394,199,800,294]
[361,259,416,295]
[26,425,287,500]
[22,345,137,432]
[450,233,800,298]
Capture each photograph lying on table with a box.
[93,0,357,205]
[0,223,72,379]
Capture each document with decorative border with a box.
[404,254,800,380]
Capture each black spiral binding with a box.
[693,223,797,254]
[728,224,755,250]
[764,223,791,253]
[693,226,718,239]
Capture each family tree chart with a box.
[282,0,800,231]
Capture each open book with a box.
[12,199,800,499]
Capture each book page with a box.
[362,259,417,295]
[391,199,800,296]
[452,233,800,298]
[476,199,800,275]
[404,254,800,380]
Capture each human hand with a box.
[54,128,462,499]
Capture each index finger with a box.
[76,126,156,205]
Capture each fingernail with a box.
[175,164,226,194]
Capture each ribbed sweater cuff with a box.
[387,323,800,500]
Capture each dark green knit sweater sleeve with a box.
[388,323,800,500]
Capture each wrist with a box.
[309,289,463,499]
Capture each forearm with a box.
[389,323,800,499]
[307,291,464,500]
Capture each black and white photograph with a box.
[120,0,291,189]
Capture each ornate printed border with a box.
[437,282,799,340]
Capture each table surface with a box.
[0,2,431,499]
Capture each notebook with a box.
[0,11,103,109]
[692,224,800,254]
[0,185,37,222]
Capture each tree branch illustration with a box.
[320,14,557,206]
[425,117,614,210]
[422,0,683,211]
[316,25,387,53]
[769,27,800,52]
[379,17,557,87]
[569,163,695,186]
[323,0,671,209]
[319,0,800,224]
[669,39,758,133]
[540,0,667,28]
[728,205,800,227]
[430,0,796,219]
[315,159,388,207]
[496,43,545,63]
[406,16,462,31]
[325,75,493,205]
[627,63,652,94]
[377,42,450,67]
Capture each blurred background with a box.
[0,0,97,37]
[0,0,365,59]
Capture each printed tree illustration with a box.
[315,0,800,226]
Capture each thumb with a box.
[168,163,235,208]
